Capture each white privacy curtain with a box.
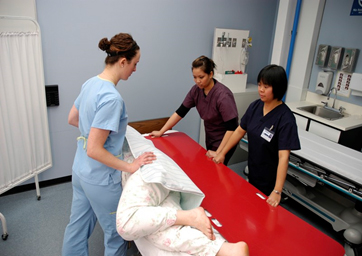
[0,18,52,195]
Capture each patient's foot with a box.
[191,207,215,240]
[175,207,215,240]
[217,241,249,256]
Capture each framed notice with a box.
[350,0,362,16]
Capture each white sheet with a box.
[294,129,362,185]
[125,125,205,210]
[134,227,225,256]
[135,237,190,256]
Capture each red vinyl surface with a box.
[147,132,345,256]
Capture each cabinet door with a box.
[294,114,308,130]
[309,120,341,143]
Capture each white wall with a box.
[0,0,37,31]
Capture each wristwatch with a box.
[273,190,281,195]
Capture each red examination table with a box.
[147,131,345,256]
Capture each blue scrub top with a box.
[240,99,300,194]
[72,76,128,185]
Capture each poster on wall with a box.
[350,0,362,16]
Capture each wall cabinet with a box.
[308,120,340,143]
[295,114,309,131]
[293,113,362,151]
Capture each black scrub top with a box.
[240,99,300,195]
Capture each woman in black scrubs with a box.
[213,65,300,207]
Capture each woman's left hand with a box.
[206,150,217,159]
[129,152,157,173]
[267,192,281,207]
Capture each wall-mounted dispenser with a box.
[341,48,359,73]
[315,44,330,67]
[315,71,333,95]
[327,47,344,70]
[350,73,362,97]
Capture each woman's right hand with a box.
[213,154,225,164]
[129,152,157,173]
[149,130,163,138]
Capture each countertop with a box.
[287,100,362,131]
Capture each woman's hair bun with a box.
[98,38,111,51]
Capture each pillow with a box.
[125,125,205,210]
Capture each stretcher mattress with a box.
[147,131,345,256]
[295,129,362,186]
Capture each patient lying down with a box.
[116,127,249,256]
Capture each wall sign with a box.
[350,0,362,16]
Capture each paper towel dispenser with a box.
[350,73,362,97]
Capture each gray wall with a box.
[35,0,278,181]
[309,0,362,106]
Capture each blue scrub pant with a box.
[62,172,127,256]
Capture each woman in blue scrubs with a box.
[213,65,300,207]
[62,33,156,256]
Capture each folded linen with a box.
[124,125,205,210]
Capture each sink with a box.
[297,105,344,120]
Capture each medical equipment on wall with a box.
[350,73,362,96]
[314,45,359,99]
[315,71,333,95]
[212,28,250,93]
[315,45,331,67]
[341,48,359,73]
[240,37,252,68]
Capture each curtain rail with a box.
[0,15,40,33]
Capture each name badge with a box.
[261,125,274,142]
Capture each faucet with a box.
[326,87,338,109]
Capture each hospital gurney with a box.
[281,129,362,256]
[144,131,344,256]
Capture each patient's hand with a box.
[206,150,216,159]
[149,130,163,138]
[129,152,156,173]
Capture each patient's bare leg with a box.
[217,241,249,256]
[175,207,215,240]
